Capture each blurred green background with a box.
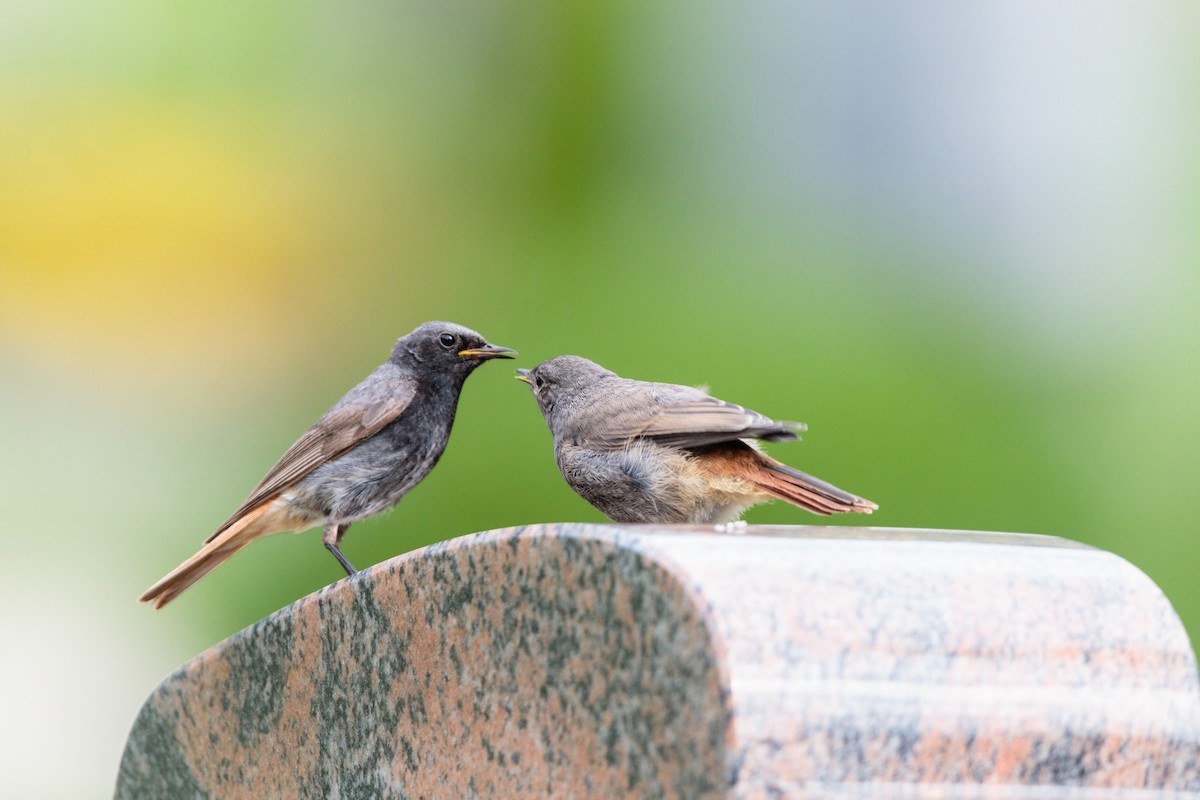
[2,2,1198,797]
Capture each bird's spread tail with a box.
[748,457,877,516]
[139,501,275,609]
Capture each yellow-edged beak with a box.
[458,344,517,360]
[515,368,532,385]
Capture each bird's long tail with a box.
[744,453,878,516]
[139,501,275,609]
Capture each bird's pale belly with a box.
[558,441,764,525]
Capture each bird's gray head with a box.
[516,355,618,436]
[392,322,516,378]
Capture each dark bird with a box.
[140,322,515,608]
[517,355,876,524]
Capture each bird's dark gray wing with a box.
[586,382,805,450]
[205,365,417,542]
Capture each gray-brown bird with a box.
[140,322,515,608]
[517,355,876,524]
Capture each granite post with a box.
[116,525,1200,799]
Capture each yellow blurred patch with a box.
[0,104,330,375]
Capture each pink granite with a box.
[117,525,1200,798]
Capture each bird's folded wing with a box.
[205,368,417,543]
[589,385,805,450]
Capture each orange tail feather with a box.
[139,501,276,609]
[741,453,877,516]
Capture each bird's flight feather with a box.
[583,384,805,451]
[205,368,417,544]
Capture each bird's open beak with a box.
[515,368,532,385]
[458,344,517,360]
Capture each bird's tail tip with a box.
[758,460,878,516]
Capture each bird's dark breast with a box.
[295,389,459,522]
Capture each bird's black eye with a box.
[438,333,456,349]
[535,375,545,388]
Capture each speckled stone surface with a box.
[116,526,1200,799]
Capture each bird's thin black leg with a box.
[322,522,357,575]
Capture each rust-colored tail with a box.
[742,452,877,516]
[139,502,275,609]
